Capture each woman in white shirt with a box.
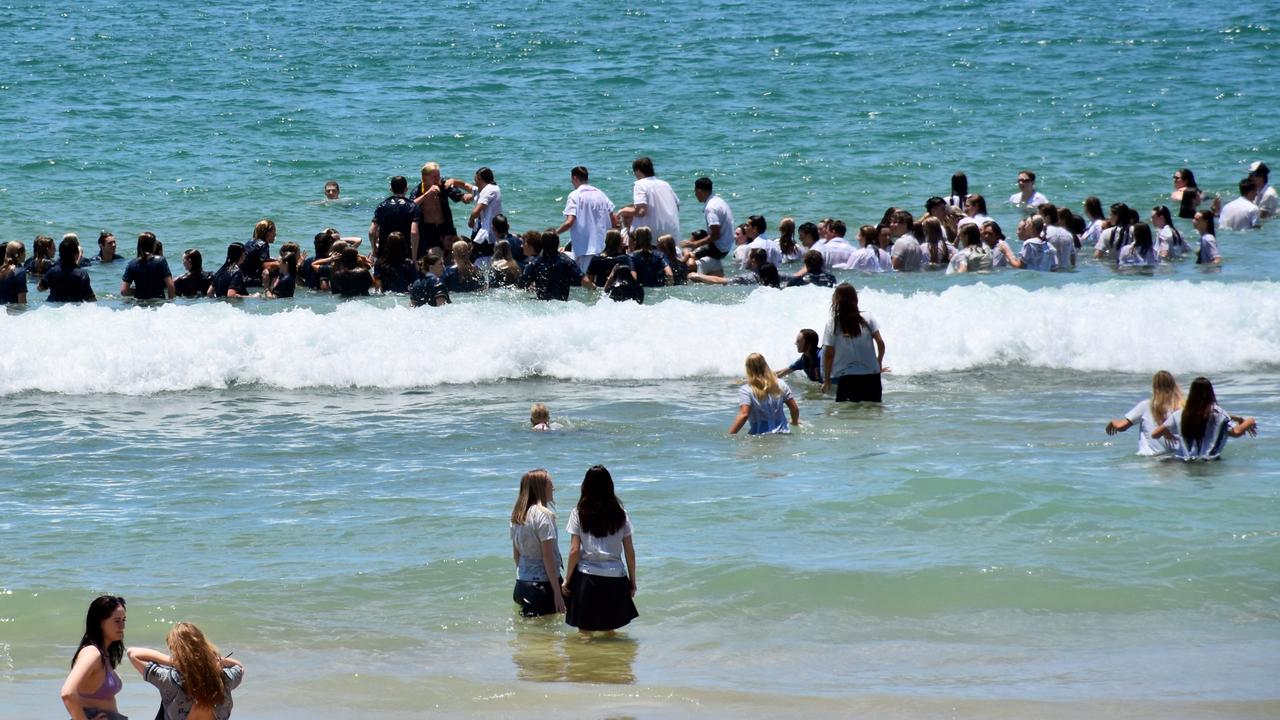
[510,469,565,617]
[820,283,887,403]
[1105,370,1183,456]
[562,465,638,634]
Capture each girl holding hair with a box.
[1105,370,1184,456]
[562,465,638,634]
[1153,377,1257,461]
[730,352,800,434]
[128,622,245,720]
[1193,210,1222,265]
[510,469,566,616]
[821,283,886,403]
[0,240,27,304]
[60,595,127,720]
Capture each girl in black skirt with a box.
[562,465,637,634]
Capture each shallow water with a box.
[2,1,1279,718]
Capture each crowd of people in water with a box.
[2,158,1275,307]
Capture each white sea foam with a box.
[2,280,1278,395]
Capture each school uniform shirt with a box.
[566,508,632,577]
[834,247,886,273]
[174,271,212,298]
[1157,225,1188,257]
[472,183,503,236]
[890,234,924,271]
[1118,243,1159,267]
[628,250,670,287]
[43,263,95,302]
[331,268,373,297]
[1218,196,1260,231]
[241,238,270,286]
[630,176,681,241]
[1017,238,1058,271]
[270,272,296,298]
[1043,226,1076,268]
[586,254,632,288]
[409,272,450,307]
[1123,399,1180,456]
[946,246,993,274]
[373,195,418,244]
[1160,405,1236,461]
[703,194,736,254]
[788,351,823,382]
[122,255,172,299]
[1009,190,1049,214]
[211,265,248,297]
[564,184,615,260]
[1196,233,1221,264]
[374,260,419,293]
[786,271,837,288]
[738,380,795,435]
[819,237,856,268]
[511,505,562,582]
[517,253,585,301]
[822,314,882,378]
[0,267,27,302]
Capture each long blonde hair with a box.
[510,469,553,525]
[252,219,275,242]
[0,241,25,282]
[1150,370,1183,425]
[166,622,227,709]
[452,240,479,281]
[744,353,782,401]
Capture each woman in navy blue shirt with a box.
[120,232,176,301]
[0,241,28,304]
[40,234,96,302]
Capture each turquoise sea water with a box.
[2,2,1279,718]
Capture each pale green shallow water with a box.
[2,1,1279,718]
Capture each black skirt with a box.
[514,579,561,617]
[564,572,638,631]
[835,373,882,402]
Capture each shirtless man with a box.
[411,162,472,262]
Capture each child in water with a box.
[530,403,552,432]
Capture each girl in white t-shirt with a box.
[1105,370,1183,456]
[730,353,799,435]
[1153,377,1257,461]
[1193,211,1222,265]
[510,469,565,617]
[562,465,638,634]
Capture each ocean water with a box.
[2,1,1280,718]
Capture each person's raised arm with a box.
[126,646,172,677]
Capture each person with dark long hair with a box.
[174,249,213,298]
[776,328,823,383]
[40,234,96,302]
[1151,205,1188,258]
[561,465,638,634]
[1193,210,1222,265]
[1153,377,1256,461]
[128,621,245,720]
[1118,222,1160,266]
[821,283,886,402]
[1171,168,1202,219]
[120,231,176,300]
[60,595,127,720]
[510,469,565,617]
[209,243,250,298]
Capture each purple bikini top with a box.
[80,663,122,701]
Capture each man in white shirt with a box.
[1249,161,1277,219]
[462,166,502,239]
[818,219,855,267]
[1217,179,1261,231]
[1009,170,1049,216]
[629,156,681,241]
[554,166,617,271]
[1038,203,1076,269]
[739,215,783,268]
[681,177,735,263]
[889,210,923,271]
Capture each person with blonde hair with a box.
[411,162,470,261]
[445,239,484,292]
[1153,377,1257,461]
[510,469,565,616]
[128,622,245,720]
[730,353,800,434]
[530,403,551,431]
[1105,371,1184,456]
[241,219,275,287]
[0,240,28,304]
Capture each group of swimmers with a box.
[2,157,1274,307]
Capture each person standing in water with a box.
[730,353,800,435]
[1105,371,1184,456]
[128,621,246,720]
[60,595,127,720]
[821,283,887,403]
[510,469,566,616]
[562,465,638,635]
[1153,377,1257,461]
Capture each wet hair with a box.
[419,248,445,274]
[1194,209,1216,237]
[744,352,783,400]
[575,465,627,538]
[571,166,589,182]
[803,249,824,273]
[453,239,480,281]
[858,224,880,248]
[390,175,408,193]
[1176,168,1197,188]
[798,222,819,245]
[746,247,768,269]
[603,229,624,256]
[58,234,81,270]
[1251,162,1270,181]
[1038,203,1058,225]
[339,246,360,270]
[657,234,681,265]
[252,219,275,241]
[1150,370,1183,426]
[475,166,495,184]
[278,248,299,276]
[631,156,655,177]
[166,622,228,708]
[632,226,654,251]
[221,243,245,275]
[511,469,554,525]
[522,230,542,256]
[325,180,339,193]
[958,223,981,249]
[540,231,560,259]
[492,213,510,236]
[966,194,987,214]
[1152,206,1183,248]
[1,240,26,283]
[757,262,781,288]
[747,215,767,235]
[1239,178,1256,197]
[830,219,847,238]
[926,196,947,212]
[1084,196,1104,221]
[136,231,158,261]
[1131,222,1154,257]
[891,210,914,228]
[98,230,114,248]
[73,595,126,669]
[980,221,1005,245]
[950,172,968,201]
[777,218,796,256]
[379,232,408,269]
[831,283,867,338]
[921,217,950,264]
[181,249,203,275]
[1020,170,1036,183]
[694,176,713,193]
[798,328,820,355]
[1179,377,1217,447]
[314,231,334,258]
